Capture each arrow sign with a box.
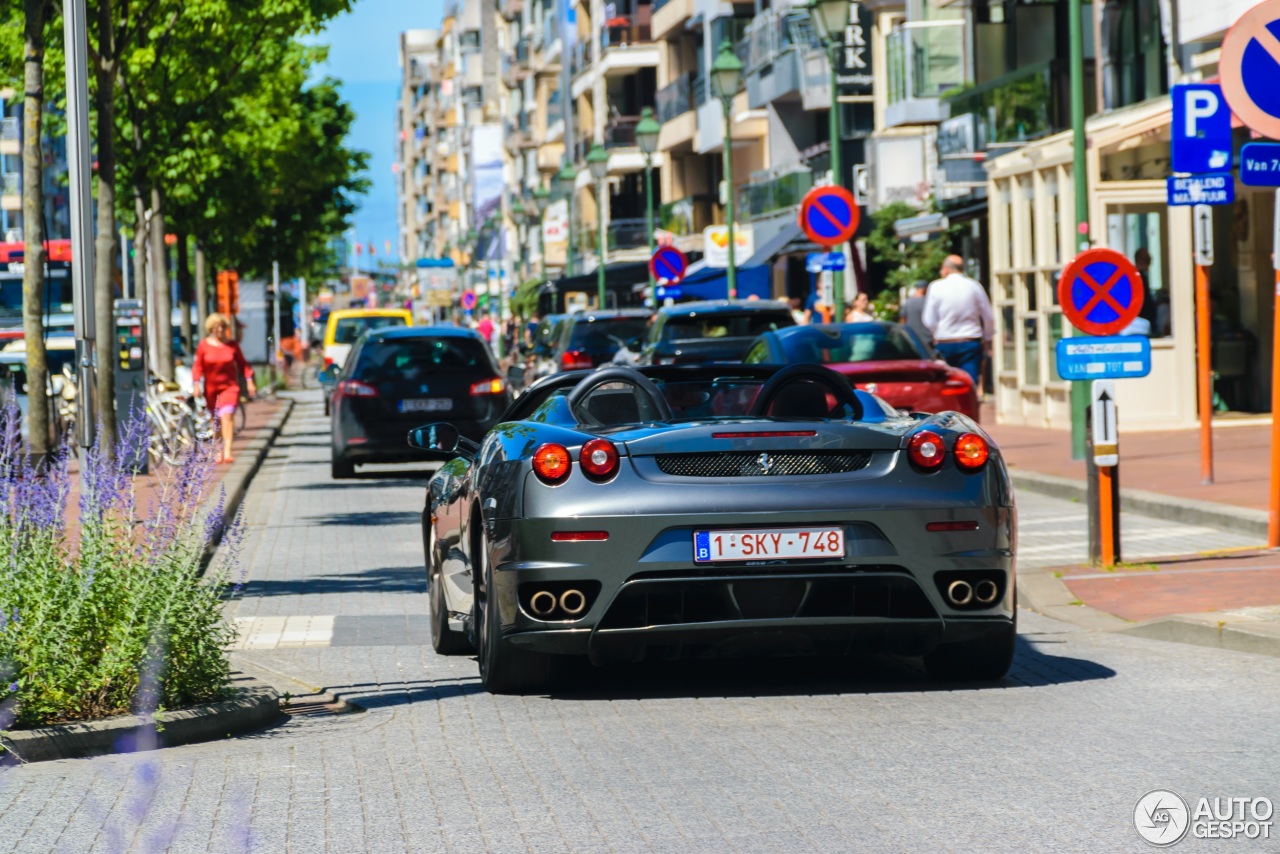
[1195,205,1214,266]
[1092,380,1118,467]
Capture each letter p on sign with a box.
[1172,83,1233,174]
[1186,90,1220,136]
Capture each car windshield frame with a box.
[351,335,494,380]
[779,323,927,365]
[566,317,650,351]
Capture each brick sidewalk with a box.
[982,402,1272,513]
[62,397,283,539]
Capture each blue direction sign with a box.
[1241,142,1280,186]
[1171,84,1233,173]
[1167,174,1235,206]
[1055,336,1152,381]
[805,252,846,272]
[649,245,688,284]
[655,285,683,300]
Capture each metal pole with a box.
[120,227,131,299]
[828,42,844,316]
[567,190,576,278]
[1069,0,1090,462]
[723,99,736,298]
[63,0,96,451]
[645,156,656,306]
[1270,191,1280,547]
[1195,261,1214,484]
[539,214,548,282]
[272,259,281,383]
[298,276,308,358]
[596,181,606,309]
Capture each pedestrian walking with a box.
[192,312,256,464]
[476,311,494,345]
[922,255,994,387]
[900,280,932,349]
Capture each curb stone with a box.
[1008,468,1269,539]
[0,673,281,764]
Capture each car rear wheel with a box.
[923,618,1016,682]
[474,531,554,694]
[429,528,471,655]
[331,453,354,480]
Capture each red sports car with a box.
[743,322,980,420]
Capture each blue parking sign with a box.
[1171,84,1232,174]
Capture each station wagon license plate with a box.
[693,527,845,563]
[399,398,452,413]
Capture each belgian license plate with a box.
[693,527,845,563]
[400,398,452,413]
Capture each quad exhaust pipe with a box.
[527,588,589,619]
[974,580,1000,605]
[946,580,974,607]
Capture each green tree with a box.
[865,200,965,293]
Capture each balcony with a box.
[1,173,19,196]
[604,116,640,148]
[581,218,651,253]
[0,117,17,155]
[943,59,1087,148]
[499,0,523,21]
[742,11,819,110]
[656,72,693,122]
[884,21,965,128]
[739,168,812,222]
[658,194,714,237]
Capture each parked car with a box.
[550,309,651,372]
[640,300,795,365]
[412,362,1014,694]
[744,322,980,421]
[325,326,510,479]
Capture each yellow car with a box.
[323,308,413,370]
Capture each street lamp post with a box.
[636,107,662,306]
[556,164,578,277]
[511,200,528,282]
[809,0,850,318]
[532,185,551,282]
[711,41,743,299]
[587,143,610,311]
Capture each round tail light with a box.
[908,430,946,472]
[579,438,619,480]
[533,443,572,484]
[954,432,990,470]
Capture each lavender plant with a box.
[0,405,241,728]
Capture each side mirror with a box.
[317,366,338,387]
[408,422,461,454]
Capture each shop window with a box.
[1000,305,1016,373]
[1105,205,1169,337]
[1023,316,1041,386]
[1023,273,1037,312]
[1048,311,1063,379]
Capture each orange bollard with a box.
[1098,464,1116,567]
[1195,263,1214,485]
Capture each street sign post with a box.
[649,246,688,285]
[1171,83,1233,174]
[1193,207,1215,484]
[1166,174,1235,206]
[1055,335,1152,381]
[1091,380,1120,567]
[799,186,860,249]
[1057,248,1145,336]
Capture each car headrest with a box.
[585,388,641,426]
[766,380,832,419]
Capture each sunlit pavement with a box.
[1,390,1276,852]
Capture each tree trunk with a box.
[92,0,118,451]
[175,231,193,353]
[149,186,172,379]
[133,190,150,364]
[194,242,208,335]
[21,0,51,463]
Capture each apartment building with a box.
[0,89,69,244]
[397,29,441,264]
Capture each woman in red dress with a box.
[192,312,257,463]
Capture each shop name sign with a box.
[837,3,874,92]
[1166,174,1235,206]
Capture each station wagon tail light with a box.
[337,379,378,397]
[533,443,572,484]
[954,433,990,470]
[907,430,946,472]
[470,377,505,395]
[560,350,593,370]
[579,438,619,480]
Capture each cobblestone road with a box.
[1,393,1276,852]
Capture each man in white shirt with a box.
[922,255,994,387]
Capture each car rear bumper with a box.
[487,507,1015,663]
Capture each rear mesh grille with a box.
[654,451,873,477]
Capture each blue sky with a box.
[317,0,446,264]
